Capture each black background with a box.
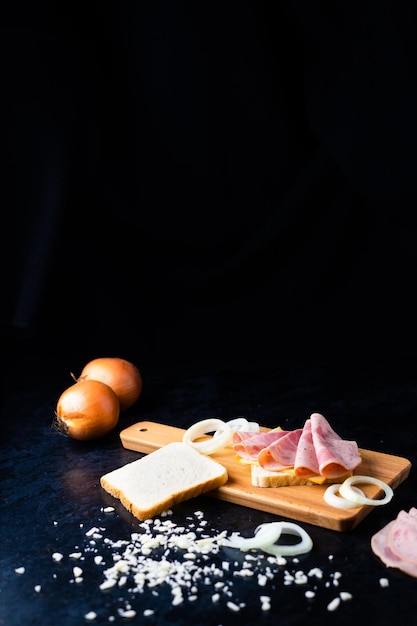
[3,6,417,624]
[2,1,417,373]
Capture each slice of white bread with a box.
[251,464,352,487]
[100,442,228,520]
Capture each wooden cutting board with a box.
[119,421,412,532]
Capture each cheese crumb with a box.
[308,567,323,579]
[340,591,353,601]
[327,597,341,611]
[117,608,137,618]
[47,508,361,621]
[84,611,97,621]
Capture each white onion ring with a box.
[182,418,232,454]
[256,522,313,557]
[222,522,313,558]
[220,417,260,434]
[324,483,365,509]
[338,475,394,506]
[222,522,283,551]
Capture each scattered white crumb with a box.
[327,596,341,611]
[260,595,271,611]
[309,567,323,579]
[340,591,353,601]
[43,507,367,622]
[69,552,82,559]
[84,611,97,620]
[117,608,136,618]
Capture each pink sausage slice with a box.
[310,413,362,478]
[387,510,417,565]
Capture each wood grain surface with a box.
[119,421,412,532]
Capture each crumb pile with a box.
[14,507,369,622]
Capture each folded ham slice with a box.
[388,509,417,565]
[257,429,303,471]
[232,430,290,462]
[232,412,361,479]
[293,418,320,476]
[371,508,417,578]
[307,413,361,478]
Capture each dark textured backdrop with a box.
[2,1,417,372]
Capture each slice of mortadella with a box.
[310,413,362,478]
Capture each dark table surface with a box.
[1,346,417,626]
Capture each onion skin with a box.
[78,357,142,411]
[56,380,120,441]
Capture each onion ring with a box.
[222,522,313,558]
[338,475,394,506]
[220,417,260,433]
[182,418,232,454]
[324,483,365,509]
[213,417,260,439]
[222,522,283,551]
[256,522,313,557]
